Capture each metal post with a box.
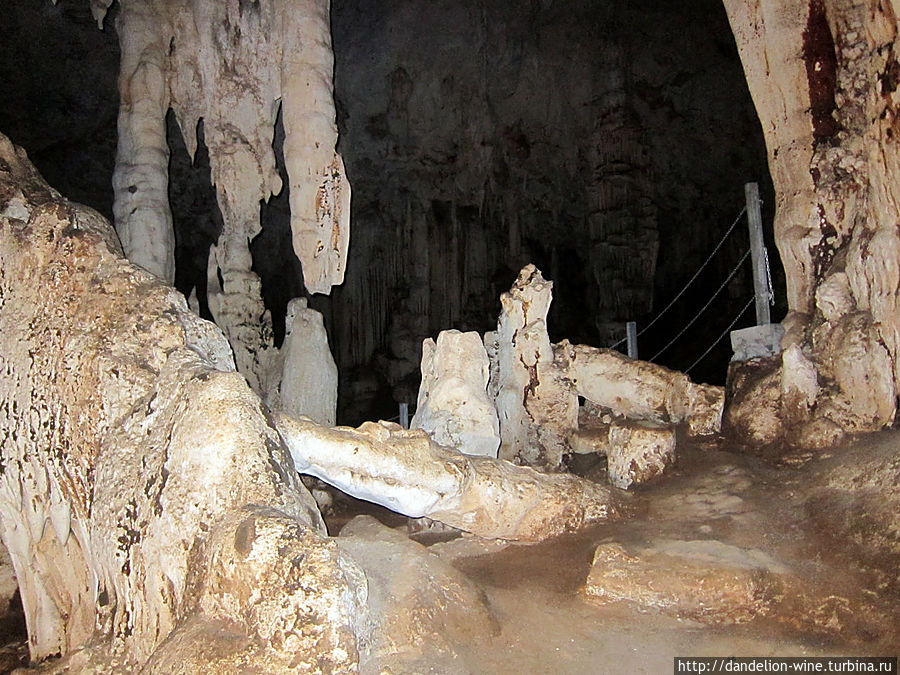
[399,402,409,430]
[745,182,771,326]
[626,321,638,359]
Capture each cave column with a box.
[111,2,175,283]
[723,0,900,442]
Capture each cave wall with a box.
[0,133,364,670]
[0,1,772,425]
[322,0,770,420]
[0,1,119,219]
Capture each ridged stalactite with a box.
[90,0,349,398]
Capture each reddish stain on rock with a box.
[803,0,840,141]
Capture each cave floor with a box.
[328,431,900,673]
[2,433,897,673]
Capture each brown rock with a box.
[582,539,793,624]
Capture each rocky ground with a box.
[328,429,899,673]
[2,429,897,673]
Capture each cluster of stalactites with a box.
[91,0,350,295]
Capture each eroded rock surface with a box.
[412,330,500,458]
[606,421,677,490]
[0,134,363,671]
[583,539,794,624]
[337,516,498,674]
[723,0,900,447]
[561,342,724,436]
[275,415,620,542]
[491,265,578,469]
[276,297,339,427]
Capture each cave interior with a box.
[0,0,897,672]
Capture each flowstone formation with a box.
[723,0,900,450]
[0,134,362,671]
[96,0,349,398]
[0,137,633,669]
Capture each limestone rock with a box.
[561,342,724,436]
[337,516,498,674]
[724,358,784,448]
[606,421,676,490]
[0,136,363,669]
[492,265,578,469]
[816,272,855,323]
[781,344,819,421]
[412,330,500,458]
[275,415,620,542]
[812,313,896,433]
[724,0,900,443]
[0,543,16,619]
[277,298,338,427]
[582,539,795,624]
[92,0,349,399]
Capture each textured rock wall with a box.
[724,0,900,447]
[0,134,363,671]
[324,0,769,419]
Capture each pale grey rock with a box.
[278,298,338,427]
[730,323,785,361]
[412,330,500,458]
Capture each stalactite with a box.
[91,0,349,398]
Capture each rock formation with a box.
[0,133,363,669]
[723,0,900,448]
[276,297,338,427]
[336,516,499,673]
[411,330,500,458]
[94,0,349,398]
[275,414,619,542]
[491,265,579,469]
[408,265,723,489]
[561,342,725,437]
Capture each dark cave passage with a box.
[0,0,779,425]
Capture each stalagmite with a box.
[491,265,579,469]
[277,297,338,427]
[92,0,350,398]
[274,415,619,542]
[0,134,364,669]
[411,330,500,458]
